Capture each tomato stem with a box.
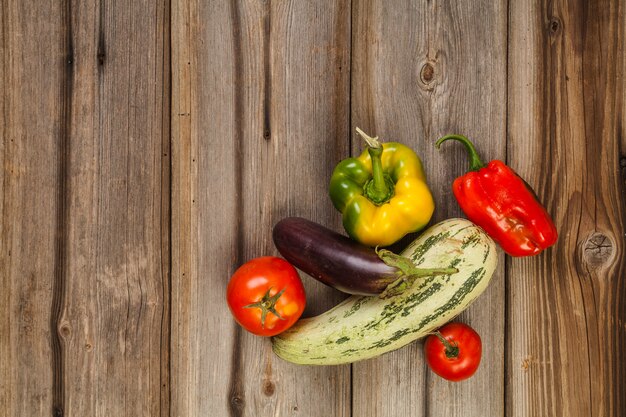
[243,287,286,328]
[433,331,460,359]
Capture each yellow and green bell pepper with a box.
[329,128,435,246]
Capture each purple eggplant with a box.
[272,217,456,296]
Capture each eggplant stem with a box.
[376,248,458,298]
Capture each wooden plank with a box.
[2,0,171,414]
[351,1,507,416]
[170,0,235,415]
[507,1,626,416]
[0,1,64,416]
[170,1,351,416]
[61,0,170,415]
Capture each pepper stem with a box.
[376,248,458,298]
[356,127,394,205]
[435,134,485,172]
[433,331,460,358]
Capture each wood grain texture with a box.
[507,1,626,416]
[1,0,170,416]
[60,0,170,416]
[351,1,507,416]
[170,1,351,416]
[1,1,63,415]
[170,1,238,416]
[2,1,626,416]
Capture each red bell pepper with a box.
[436,134,558,257]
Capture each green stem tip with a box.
[435,134,485,172]
[355,126,381,149]
[377,248,458,278]
[376,248,458,298]
[434,331,460,359]
[355,127,394,205]
[243,287,286,328]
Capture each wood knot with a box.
[262,379,275,396]
[19,300,31,330]
[418,61,439,91]
[84,343,93,351]
[230,395,245,411]
[521,355,534,372]
[582,232,614,267]
[420,63,435,83]
[59,323,71,338]
[548,17,562,35]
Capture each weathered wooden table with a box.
[2,1,624,416]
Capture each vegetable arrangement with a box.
[226,127,557,380]
[272,219,496,365]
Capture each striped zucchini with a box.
[272,218,497,365]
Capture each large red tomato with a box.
[226,256,306,337]
[424,322,482,381]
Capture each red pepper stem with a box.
[356,127,393,204]
[433,331,460,359]
[435,134,485,172]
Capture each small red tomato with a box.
[226,256,306,337]
[424,322,482,381]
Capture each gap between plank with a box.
[348,1,354,416]
[503,0,510,415]
[227,0,246,416]
[51,1,74,416]
[162,0,174,415]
